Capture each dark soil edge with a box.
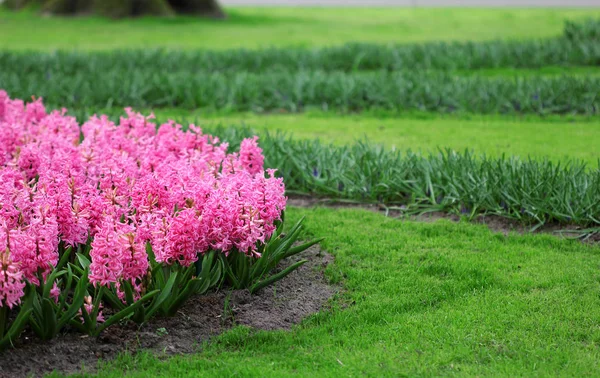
[0,246,337,378]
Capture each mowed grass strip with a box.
[2,8,600,50]
[155,111,600,165]
[454,66,600,78]
[62,207,600,377]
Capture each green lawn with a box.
[456,66,600,78]
[154,110,600,165]
[2,7,600,50]
[66,206,600,377]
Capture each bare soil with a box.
[0,246,336,378]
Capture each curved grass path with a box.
[155,111,600,165]
[64,207,600,377]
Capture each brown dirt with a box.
[0,246,337,378]
[287,196,600,244]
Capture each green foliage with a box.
[27,246,88,340]
[0,288,33,351]
[0,212,316,347]
[75,287,159,337]
[141,247,224,318]
[67,254,159,337]
[0,37,598,74]
[273,142,600,228]
[564,18,600,42]
[2,18,599,116]
[2,71,598,115]
[165,127,600,229]
[222,215,323,294]
[1,19,599,117]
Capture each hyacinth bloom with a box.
[238,136,265,175]
[0,91,286,300]
[0,250,25,309]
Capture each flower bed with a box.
[0,245,334,377]
[0,91,321,348]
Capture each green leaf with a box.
[68,262,85,277]
[0,308,32,350]
[79,297,94,335]
[43,269,67,299]
[200,251,217,280]
[133,305,146,325]
[180,265,195,284]
[146,242,156,264]
[57,269,88,329]
[146,272,178,320]
[91,286,105,321]
[123,281,135,306]
[239,252,250,287]
[284,237,324,258]
[40,298,58,340]
[102,287,126,311]
[0,289,34,350]
[195,278,210,296]
[209,259,224,288]
[76,253,91,270]
[276,211,285,235]
[60,265,75,310]
[166,279,202,316]
[221,254,240,289]
[250,260,307,294]
[56,245,73,271]
[95,290,159,335]
[250,249,269,278]
[270,228,304,268]
[29,316,43,338]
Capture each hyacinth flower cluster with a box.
[0,91,320,346]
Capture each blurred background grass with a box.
[2,7,600,50]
